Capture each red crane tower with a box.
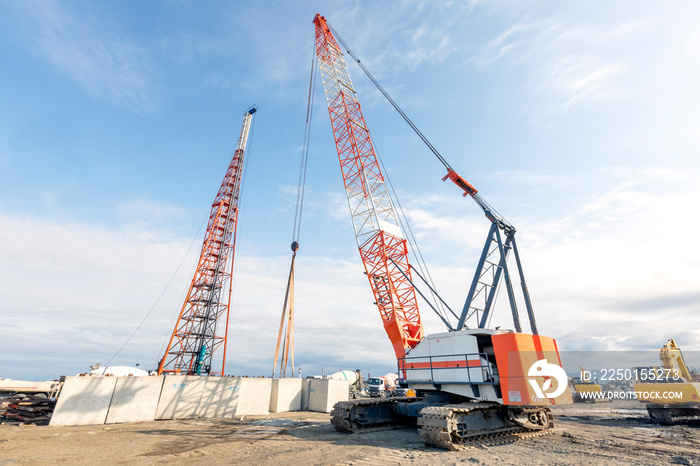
[313,14,423,360]
[157,106,257,376]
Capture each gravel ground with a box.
[1,400,698,465]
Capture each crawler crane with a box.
[313,14,571,449]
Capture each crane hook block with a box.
[291,241,299,252]
[442,169,478,197]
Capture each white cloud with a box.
[361,167,700,353]
[539,59,624,113]
[3,1,700,383]
[6,0,158,113]
[2,166,699,381]
[474,14,639,115]
[474,18,562,69]
[475,21,548,69]
[0,204,401,380]
[328,1,472,79]
[517,169,700,350]
[114,199,189,228]
[0,208,193,378]
[682,29,700,60]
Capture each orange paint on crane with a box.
[492,333,572,407]
[313,14,423,359]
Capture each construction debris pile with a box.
[0,394,55,425]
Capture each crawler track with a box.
[418,404,553,450]
[332,398,555,450]
[331,398,418,433]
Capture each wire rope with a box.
[292,50,317,244]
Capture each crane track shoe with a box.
[417,403,553,451]
[331,398,420,433]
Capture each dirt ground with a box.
[1,401,699,465]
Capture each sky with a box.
[1,0,699,382]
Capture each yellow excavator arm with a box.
[659,339,694,382]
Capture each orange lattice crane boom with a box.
[313,14,423,359]
[157,106,257,376]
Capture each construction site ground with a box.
[1,400,698,465]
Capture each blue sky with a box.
[1,1,699,381]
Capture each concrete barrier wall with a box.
[106,376,165,424]
[50,376,118,426]
[197,377,242,418]
[301,378,311,411]
[308,379,348,413]
[155,375,205,420]
[269,378,303,413]
[234,378,272,415]
[50,375,285,425]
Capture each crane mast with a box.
[313,14,423,359]
[158,106,257,376]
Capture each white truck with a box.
[367,373,397,397]
[0,378,63,398]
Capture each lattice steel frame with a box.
[158,107,257,376]
[314,14,423,359]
